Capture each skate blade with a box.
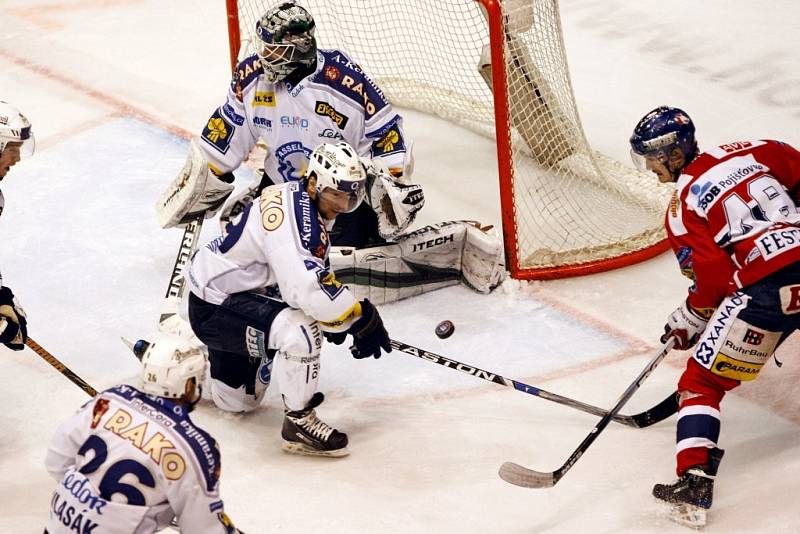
[667,503,707,529]
[281,441,350,458]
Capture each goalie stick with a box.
[159,216,204,328]
[26,337,97,396]
[498,338,676,489]
[390,340,678,429]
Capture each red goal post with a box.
[225,0,671,280]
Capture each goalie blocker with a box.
[329,220,506,304]
[156,138,235,229]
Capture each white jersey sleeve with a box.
[44,397,95,481]
[45,385,241,534]
[188,181,359,331]
[197,56,261,175]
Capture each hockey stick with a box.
[390,340,678,429]
[498,338,676,489]
[159,216,204,329]
[26,337,97,396]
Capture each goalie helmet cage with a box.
[225,0,672,280]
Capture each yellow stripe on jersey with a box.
[320,301,362,330]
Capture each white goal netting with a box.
[228,0,671,278]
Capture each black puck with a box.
[435,320,455,339]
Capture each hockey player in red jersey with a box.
[630,106,800,527]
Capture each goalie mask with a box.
[630,106,697,182]
[140,334,206,406]
[255,2,317,83]
[308,142,367,215]
[0,101,35,158]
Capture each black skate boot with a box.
[653,447,724,528]
[281,392,349,457]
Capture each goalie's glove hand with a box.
[0,286,27,350]
[366,167,425,240]
[347,299,391,359]
[323,330,348,345]
[661,299,709,350]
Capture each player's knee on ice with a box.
[206,308,322,414]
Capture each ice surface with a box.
[1,1,799,532]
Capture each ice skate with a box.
[281,393,349,457]
[653,448,723,529]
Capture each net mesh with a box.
[231,0,671,277]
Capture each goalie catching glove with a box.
[156,138,235,229]
[0,286,27,350]
[365,161,424,241]
[661,299,710,350]
[324,299,391,359]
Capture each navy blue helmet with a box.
[630,106,697,181]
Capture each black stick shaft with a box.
[390,339,676,428]
[498,338,675,488]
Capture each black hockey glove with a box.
[323,330,348,345]
[347,299,391,359]
[0,286,27,350]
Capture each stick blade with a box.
[498,461,556,488]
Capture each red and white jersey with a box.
[44,385,239,534]
[667,139,800,310]
[188,181,359,332]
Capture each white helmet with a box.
[307,142,367,213]
[140,334,206,402]
[0,101,35,157]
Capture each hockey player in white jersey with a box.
[0,100,34,352]
[157,1,505,306]
[187,141,391,457]
[44,334,244,534]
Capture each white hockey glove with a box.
[219,181,263,231]
[156,138,235,229]
[661,299,710,350]
[366,165,424,241]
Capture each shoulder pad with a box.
[313,50,390,119]
[367,114,406,157]
[290,186,330,260]
[230,54,264,101]
[201,107,237,155]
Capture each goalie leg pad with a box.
[462,223,506,293]
[329,221,505,304]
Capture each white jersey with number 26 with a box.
[44,385,239,534]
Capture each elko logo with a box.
[280,115,309,129]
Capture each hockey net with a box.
[225,0,672,280]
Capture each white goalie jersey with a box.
[188,181,359,332]
[199,49,412,181]
[44,385,239,534]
